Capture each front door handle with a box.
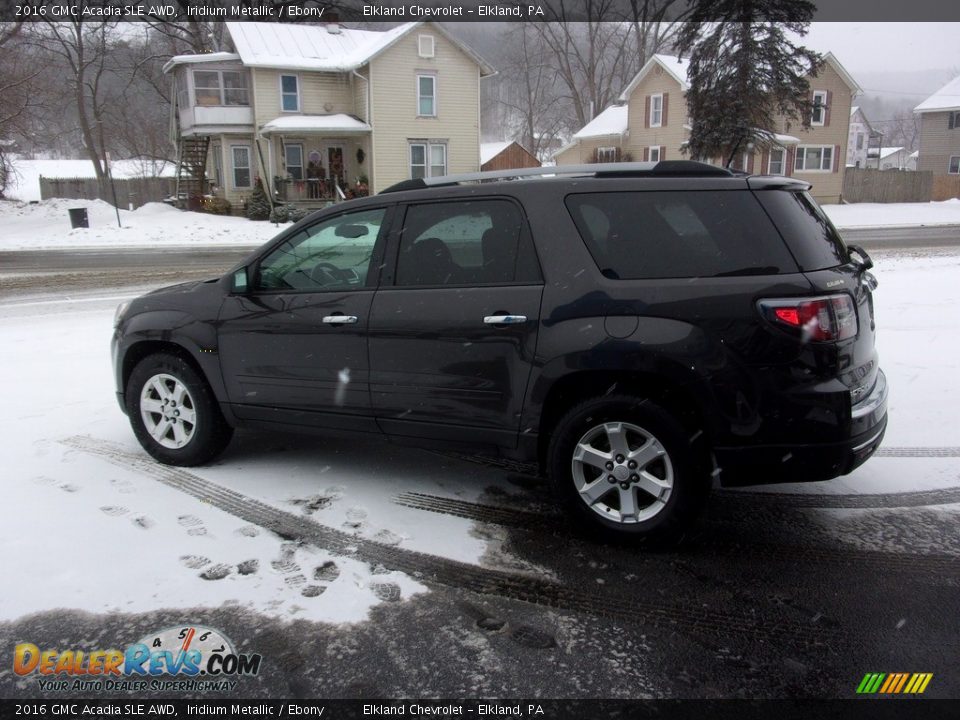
[323,315,358,325]
[483,315,527,325]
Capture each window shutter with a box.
[662,93,669,126]
[825,90,833,126]
[660,145,665,161]
[833,145,841,173]
[643,147,649,161]
[747,153,755,173]
[760,150,769,173]
[950,112,956,130]
[785,147,794,176]
[644,96,651,129]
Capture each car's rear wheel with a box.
[548,395,709,542]
[125,353,233,466]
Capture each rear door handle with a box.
[483,315,527,325]
[323,315,358,325]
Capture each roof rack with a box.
[380,160,733,194]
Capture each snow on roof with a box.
[162,52,242,74]
[909,150,919,158]
[260,114,372,134]
[867,146,904,158]
[573,105,629,139]
[773,133,801,145]
[480,141,512,164]
[851,106,859,116]
[223,22,494,76]
[618,54,690,101]
[915,73,960,113]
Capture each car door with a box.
[368,197,544,447]
[217,205,391,432]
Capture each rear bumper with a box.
[716,369,888,487]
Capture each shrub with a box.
[245,179,271,221]
[201,197,232,215]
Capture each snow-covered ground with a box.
[5,158,175,203]
[2,249,959,624]
[0,198,282,250]
[823,198,960,228]
[2,194,960,252]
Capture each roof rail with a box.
[380,160,732,194]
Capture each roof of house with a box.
[867,146,905,158]
[914,73,960,113]
[162,52,242,73]
[480,141,513,164]
[220,21,494,76]
[259,114,372,134]
[572,105,629,139]
[617,51,860,103]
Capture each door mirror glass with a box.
[231,267,249,293]
[847,244,874,271]
[335,224,369,239]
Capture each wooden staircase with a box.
[174,136,210,204]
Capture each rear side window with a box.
[565,191,798,279]
[754,190,849,271]
[395,199,541,287]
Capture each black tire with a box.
[125,352,233,466]
[547,394,709,543]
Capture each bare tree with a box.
[0,21,43,197]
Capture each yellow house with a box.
[163,21,494,211]
[556,52,861,204]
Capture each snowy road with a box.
[2,251,959,699]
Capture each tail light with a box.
[758,294,858,342]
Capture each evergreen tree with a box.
[246,178,271,221]
[676,1,822,165]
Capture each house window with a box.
[648,146,661,162]
[193,70,249,107]
[856,133,864,150]
[280,75,299,112]
[597,147,618,163]
[768,147,786,175]
[811,90,828,126]
[410,141,447,179]
[950,111,960,129]
[285,143,304,181]
[650,94,663,127]
[231,146,252,189]
[417,75,436,117]
[211,143,223,186]
[795,145,833,172]
[949,156,960,174]
[418,35,435,58]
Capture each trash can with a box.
[68,207,89,229]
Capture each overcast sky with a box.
[803,23,959,76]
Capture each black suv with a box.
[112,161,887,539]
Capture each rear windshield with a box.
[565,190,799,280]
[753,190,849,271]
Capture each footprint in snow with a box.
[237,559,259,575]
[235,525,260,538]
[373,529,403,546]
[110,478,136,494]
[200,564,232,581]
[343,507,367,529]
[301,585,326,598]
[100,505,129,517]
[31,476,56,486]
[370,582,402,603]
[131,515,155,530]
[180,555,211,570]
[177,514,207,536]
[313,561,340,582]
[58,483,80,493]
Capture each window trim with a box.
[280,73,300,113]
[811,90,828,126]
[650,93,663,128]
[597,146,618,163]
[648,146,661,163]
[794,144,834,173]
[284,142,305,180]
[230,144,253,190]
[416,73,437,118]
[384,196,543,290]
[949,155,960,175]
[249,205,394,295]
[418,34,435,58]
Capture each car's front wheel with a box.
[547,395,709,542]
[125,353,233,466]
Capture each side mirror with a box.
[335,224,369,239]
[847,244,874,271]
[231,267,250,294]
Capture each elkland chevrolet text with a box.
[112,161,887,539]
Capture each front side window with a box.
[410,141,446,179]
[222,71,250,105]
[194,71,222,106]
[418,75,436,116]
[565,190,798,279]
[811,90,828,125]
[598,147,618,163]
[768,147,785,175]
[395,200,540,286]
[281,75,299,112]
[949,156,960,174]
[856,133,864,150]
[231,146,251,188]
[795,145,833,172]
[650,94,663,127]
[648,146,661,162]
[285,144,304,180]
[257,208,387,292]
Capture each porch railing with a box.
[273,177,368,204]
